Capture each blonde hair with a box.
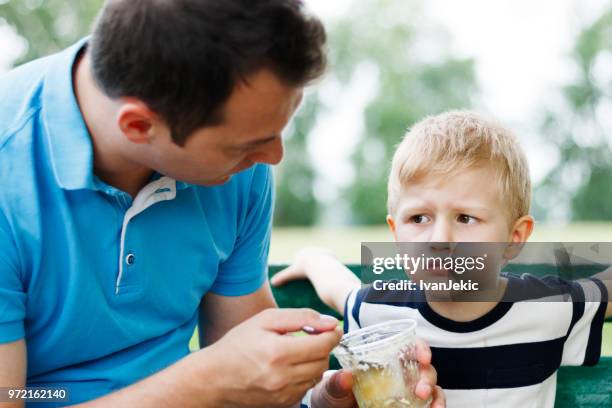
[387,110,531,223]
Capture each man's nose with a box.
[250,138,284,165]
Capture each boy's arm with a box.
[271,248,361,315]
[593,266,612,317]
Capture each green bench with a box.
[269,264,612,408]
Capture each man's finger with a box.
[287,358,329,384]
[257,308,338,334]
[281,328,342,363]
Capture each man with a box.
[0,0,444,407]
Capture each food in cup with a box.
[333,319,429,408]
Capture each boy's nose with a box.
[430,220,453,243]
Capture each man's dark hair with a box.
[89,0,326,144]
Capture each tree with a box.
[326,0,479,224]
[535,9,612,221]
[273,96,320,226]
[0,0,103,65]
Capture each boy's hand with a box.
[270,247,337,284]
[413,337,447,408]
[311,338,446,408]
[310,370,355,408]
[271,248,361,315]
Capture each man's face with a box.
[143,69,303,185]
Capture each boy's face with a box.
[387,166,532,243]
[387,166,533,297]
[387,165,533,295]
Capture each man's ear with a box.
[117,99,160,144]
[386,214,399,241]
[504,215,535,260]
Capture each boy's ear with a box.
[504,215,535,260]
[386,215,399,241]
[510,215,535,243]
[117,98,162,144]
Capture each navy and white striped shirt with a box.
[343,274,608,408]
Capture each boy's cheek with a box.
[393,225,426,242]
[392,222,511,244]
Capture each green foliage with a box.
[0,0,103,64]
[277,0,480,225]
[327,0,479,224]
[572,167,612,220]
[274,96,320,226]
[535,9,612,222]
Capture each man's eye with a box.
[457,214,477,224]
[228,146,251,155]
[410,215,430,224]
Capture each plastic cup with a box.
[333,319,428,408]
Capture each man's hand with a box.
[310,338,446,408]
[201,308,342,408]
[77,307,340,408]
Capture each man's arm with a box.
[0,331,235,408]
[76,307,341,408]
[198,283,277,346]
[0,210,26,408]
[198,285,312,408]
[0,340,26,408]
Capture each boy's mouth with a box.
[423,257,452,277]
[424,267,450,277]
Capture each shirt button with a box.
[125,253,136,265]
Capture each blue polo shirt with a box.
[0,40,272,405]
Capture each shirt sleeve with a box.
[0,209,26,343]
[561,277,608,366]
[209,165,273,296]
[300,388,313,408]
[343,287,364,333]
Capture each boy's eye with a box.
[457,214,477,224]
[409,215,430,224]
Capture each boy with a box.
[272,111,610,407]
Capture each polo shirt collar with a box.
[42,38,95,191]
